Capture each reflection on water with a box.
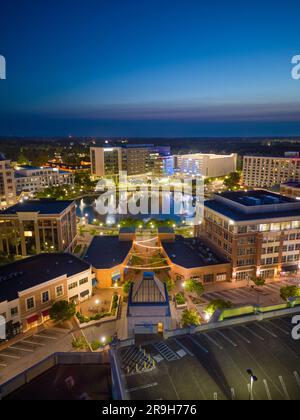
[76,191,196,225]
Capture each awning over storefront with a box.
[112,273,121,282]
[80,290,89,298]
[27,315,39,324]
[282,265,298,273]
[42,310,49,317]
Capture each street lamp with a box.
[247,369,258,400]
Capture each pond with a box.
[76,191,197,225]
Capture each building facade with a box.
[280,182,300,199]
[162,236,231,284]
[243,155,300,188]
[0,254,93,336]
[90,147,122,177]
[15,166,74,194]
[174,153,237,178]
[122,145,152,176]
[90,145,172,177]
[0,154,16,210]
[0,200,77,257]
[201,190,300,282]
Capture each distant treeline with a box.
[0,137,300,168]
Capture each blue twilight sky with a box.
[0,0,300,137]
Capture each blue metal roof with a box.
[205,200,300,222]
[163,236,227,268]
[0,200,75,215]
[0,254,90,302]
[84,236,132,269]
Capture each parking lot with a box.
[123,313,300,400]
[0,328,69,376]
[202,279,300,307]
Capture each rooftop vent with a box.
[243,197,261,206]
[263,195,280,204]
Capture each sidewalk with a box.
[198,276,298,294]
[116,302,128,340]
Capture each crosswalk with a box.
[153,341,179,362]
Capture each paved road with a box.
[124,313,300,400]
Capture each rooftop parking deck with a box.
[122,312,300,400]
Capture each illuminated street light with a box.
[247,369,258,400]
[204,312,211,322]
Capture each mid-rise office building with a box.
[0,253,93,336]
[0,154,16,209]
[174,153,237,178]
[201,190,300,281]
[121,144,153,176]
[280,182,300,199]
[90,147,122,177]
[15,165,75,194]
[243,155,300,188]
[152,156,174,177]
[90,145,171,177]
[0,200,77,257]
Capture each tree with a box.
[205,299,233,316]
[49,300,76,322]
[123,280,133,295]
[163,276,175,293]
[181,309,201,327]
[252,277,266,287]
[223,172,241,190]
[252,276,266,305]
[17,148,30,165]
[280,286,300,301]
[185,279,204,296]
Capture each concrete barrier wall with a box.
[220,302,300,320]
[26,355,56,383]
[109,348,128,401]
[0,352,110,399]
[164,306,300,339]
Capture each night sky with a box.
[0,0,300,137]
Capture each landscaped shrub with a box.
[76,311,90,324]
[205,299,233,316]
[75,295,119,324]
[91,340,101,351]
[175,292,186,306]
[72,336,89,350]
